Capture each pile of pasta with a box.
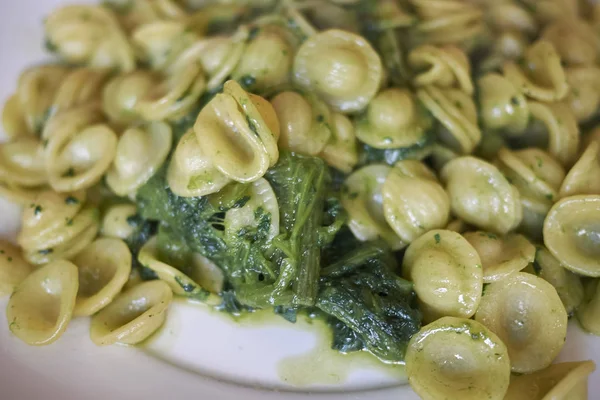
[0,0,600,399]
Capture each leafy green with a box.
[124,213,158,280]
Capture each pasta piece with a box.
[475,272,568,373]
[464,231,535,283]
[293,29,382,113]
[503,40,569,102]
[45,5,135,71]
[441,156,522,234]
[0,137,47,190]
[524,246,583,315]
[446,218,469,233]
[6,260,78,346]
[319,113,358,173]
[105,0,187,32]
[193,80,279,183]
[405,316,510,400]
[403,230,483,321]
[271,91,332,156]
[355,88,432,150]
[543,195,600,277]
[559,141,600,197]
[477,73,529,134]
[416,86,480,154]
[565,66,600,123]
[1,65,69,138]
[496,147,565,240]
[90,280,172,345]
[132,21,190,70]
[0,183,45,206]
[428,143,459,172]
[409,0,485,48]
[106,122,172,196]
[42,105,118,192]
[504,360,595,400]
[102,71,156,126]
[577,279,600,336]
[542,18,599,67]
[583,126,600,149]
[341,165,404,250]
[0,241,33,297]
[51,68,110,115]
[167,130,231,197]
[527,100,579,168]
[519,0,578,25]
[408,44,473,94]
[382,161,450,244]
[17,190,99,265]
[72,238,132,317]
[101,204,138,240]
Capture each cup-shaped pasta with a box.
[463,231,535,283]
[17,191,99,265]
[496,147,565,240]
[543,195,600,277]
[43,106,118,192]
[403,230,483,321]
[6,260,79,346]
[0,137,47,189]
[565,66,600,123]
[405,316,510,400]
[409,0,485,48]
[319,113,358,173]
[102,71,155,126]
[72,238,132,317]
[132,21,189,70]
[2,65,69,138]
[90,280,172,345]
[355,88,433,150]
[101,204,138,240]
[559,141,600,198]
[441,156,522,234]
[416,86,480,154]
[341,165,404,250]
[382,161,450,244]
[107,0,186,31]
[479,30,530,74]
[45,5,135,71]
[0,183,45,206]
[524,246,583,315]
[577,279,600,335]
[293,29,383,113]
[519,0,579,25]
[52,68,110,115]
[475,272,568,373]
[194,80,279,183]
[542,19,599,67]
[106,122,172,196]
[485,2,537,35]
[271,91,332,156]
[503,40,569,102]
[167,130,231,197]
[477,73,530,134]
[505,360,595,400]
[0,241,33,296]
[232,26,293,93]
[408,44,473,94]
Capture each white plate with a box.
[0,1,599,399]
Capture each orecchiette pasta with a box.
[403,230,483,322]
[543,195,600,277]
[355,88,432,150]
[463,231,535,283]
[319,113,358,173]
[559,141,600,198]
[72,238,132,316]
[194,80,280,183]
[102,71,156,126]
[17,190,99,265]
[408,45,473,94]
[524,246,584,315]
[106,122,172,196]
[271,91,332,156]
[503,40,569,102]
[475,272,568,373]
[293,29,383,113]
[577,279,600,336]
[405,316,510,400]
[0,137,47,190]
[441,156,522,234]
[341,165,404,250]
[45,5,135,71]
[106,0,186,31]
[101,204,138,240]
[51,68,110,115]
[542,18,599,67]
[382,161,450,244]
[504,360,595,400]
[6,260,79,345]
[90,280,173,345]
[565,66,600,123]
[477,73,530,135]
[0,241,33,297]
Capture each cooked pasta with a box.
[319,113,358,173]
[102,70,156,126]
[408,44,473,94]
[477,73,530,134]
[0,241,33,297]
[101,204,139,240]
[559,141,600,197]
[577,279,600,336]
